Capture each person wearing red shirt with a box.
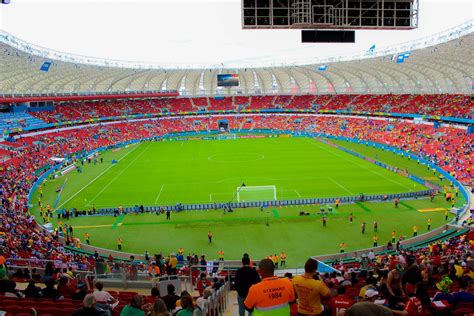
[404,295,423,316]
[329,286,355,316]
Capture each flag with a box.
[368,44,376,54]
[390,54,397,61]
[40,61,52,72]
[318,65,328,71]
[403,51,411,58]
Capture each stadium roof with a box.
[0,21,472,96]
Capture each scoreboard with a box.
[242,0,418,30]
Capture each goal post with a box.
[236,185,277,202]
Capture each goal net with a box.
[217,133,237,140]
[236,185,277,202]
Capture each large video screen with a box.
[217,74,239,87]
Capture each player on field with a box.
[394,198,400,208]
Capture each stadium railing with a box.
[313,224,468,264]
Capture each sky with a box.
[0,0,472,67]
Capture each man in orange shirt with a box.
[292,258,331,315]
[244,259,295,316]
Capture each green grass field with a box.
[30,136,464,266]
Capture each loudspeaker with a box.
[302,30,355,43]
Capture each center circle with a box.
[208,152,265,163]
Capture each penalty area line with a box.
[55,143,142,210]
[154,184,165,204]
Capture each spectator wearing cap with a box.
[358,276,377,299]
[433,276,454,304]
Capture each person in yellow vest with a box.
[339,242,347,253]
[218,250,225,261]
[427,218,432,231]
[335,198,340,209]
[271,254,279,268]
[85,232,91,245]
[445,209,449,221]
[451,199,455,208]
[391,230,396,243]
[117,237,123,250]
[413,225,418,237]
[280,252,286,268]
[178,247,184,256]
[373,235,378,247]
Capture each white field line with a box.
[307,139,412,191]
[154,184,165,204]
[328,177,354,195]
[294,190,302,197]
[55,143,142,210]
[86,143,151,206]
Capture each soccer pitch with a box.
[45,137,428,209]
[31,137,463,265]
